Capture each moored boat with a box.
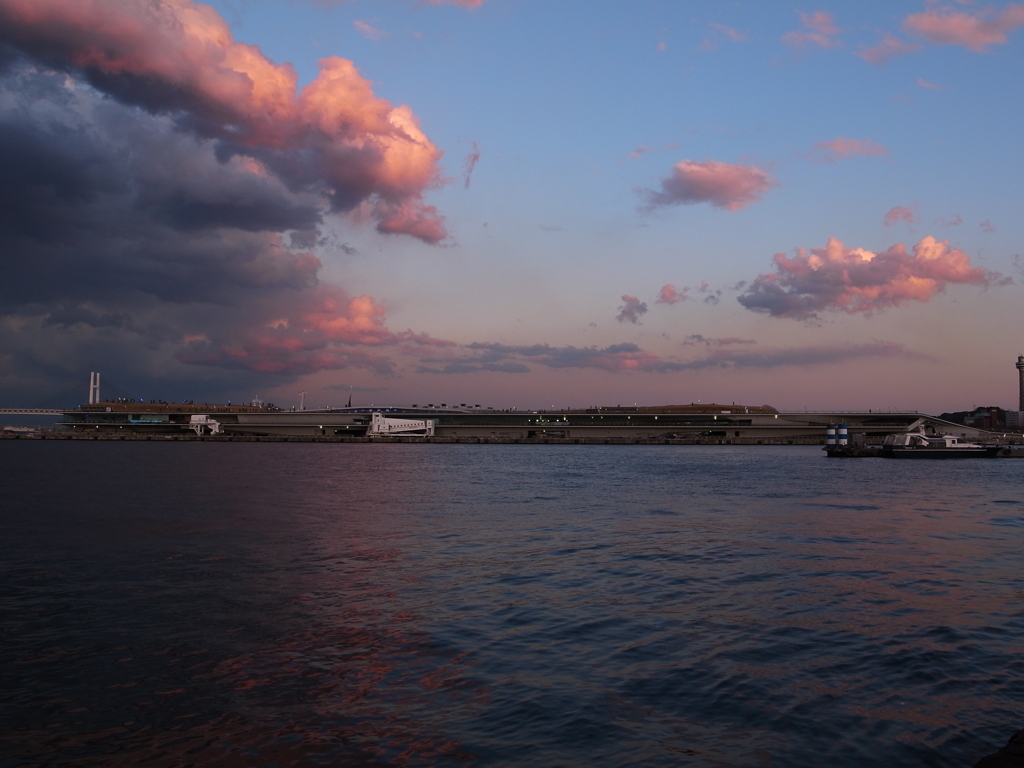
[825,430,1001,458]
[881,431,1001,459]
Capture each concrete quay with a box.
[4,432,827,446]
[11,432,1024,455]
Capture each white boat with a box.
[881,430,1000,459]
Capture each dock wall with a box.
[6,432,1024,447]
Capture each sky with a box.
[0,0,1022,413]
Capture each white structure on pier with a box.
[189,414,222,435]
[368,412,435,437]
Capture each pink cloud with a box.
[699,22,746,50]
[782,11,842,49]
[534,345,664,372]
[814,137,888,162]
[293,290,453,347]
[291,291,393,345]
[554,347,661,372]
[372,200,447,243]
[904,3,1024,52]
[181,287,455,375]
[738,235,1005,318]
[656,284,690,304]
[616,295,649,324]
[353,20,387,41]
[856,33,923,64]
[936,213,963,227]
[0,0,447,242]
[980,220,996,233]
[917,77,943,90]
[642,159,777,212]
[884,205,916,225]
[712,23,746,42]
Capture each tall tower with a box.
[88,372,100,405]
[1017,356,1024,411]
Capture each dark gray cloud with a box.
[682,335,756,347]
[289,229,323,249]
[616,295,648,324]
[463,142,480,188]
[0,0,446,242]
[0,0,456,403]
[436,342,672,373]
[180,337,399,378]
[671,341,921,370]
[417,340,919,377]
[42,305,133,331]
[0,65,324,309]
[0,62,411,402]
[418,361,531,374]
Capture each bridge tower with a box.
[88,371,100,405]
[1017,356,1024,411]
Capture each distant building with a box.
[957,358,1024,431]
[940,407,1006,429]
[965,407,1004,430]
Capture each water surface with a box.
[2,443,1023,766]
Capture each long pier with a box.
[4,400,1020,444]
